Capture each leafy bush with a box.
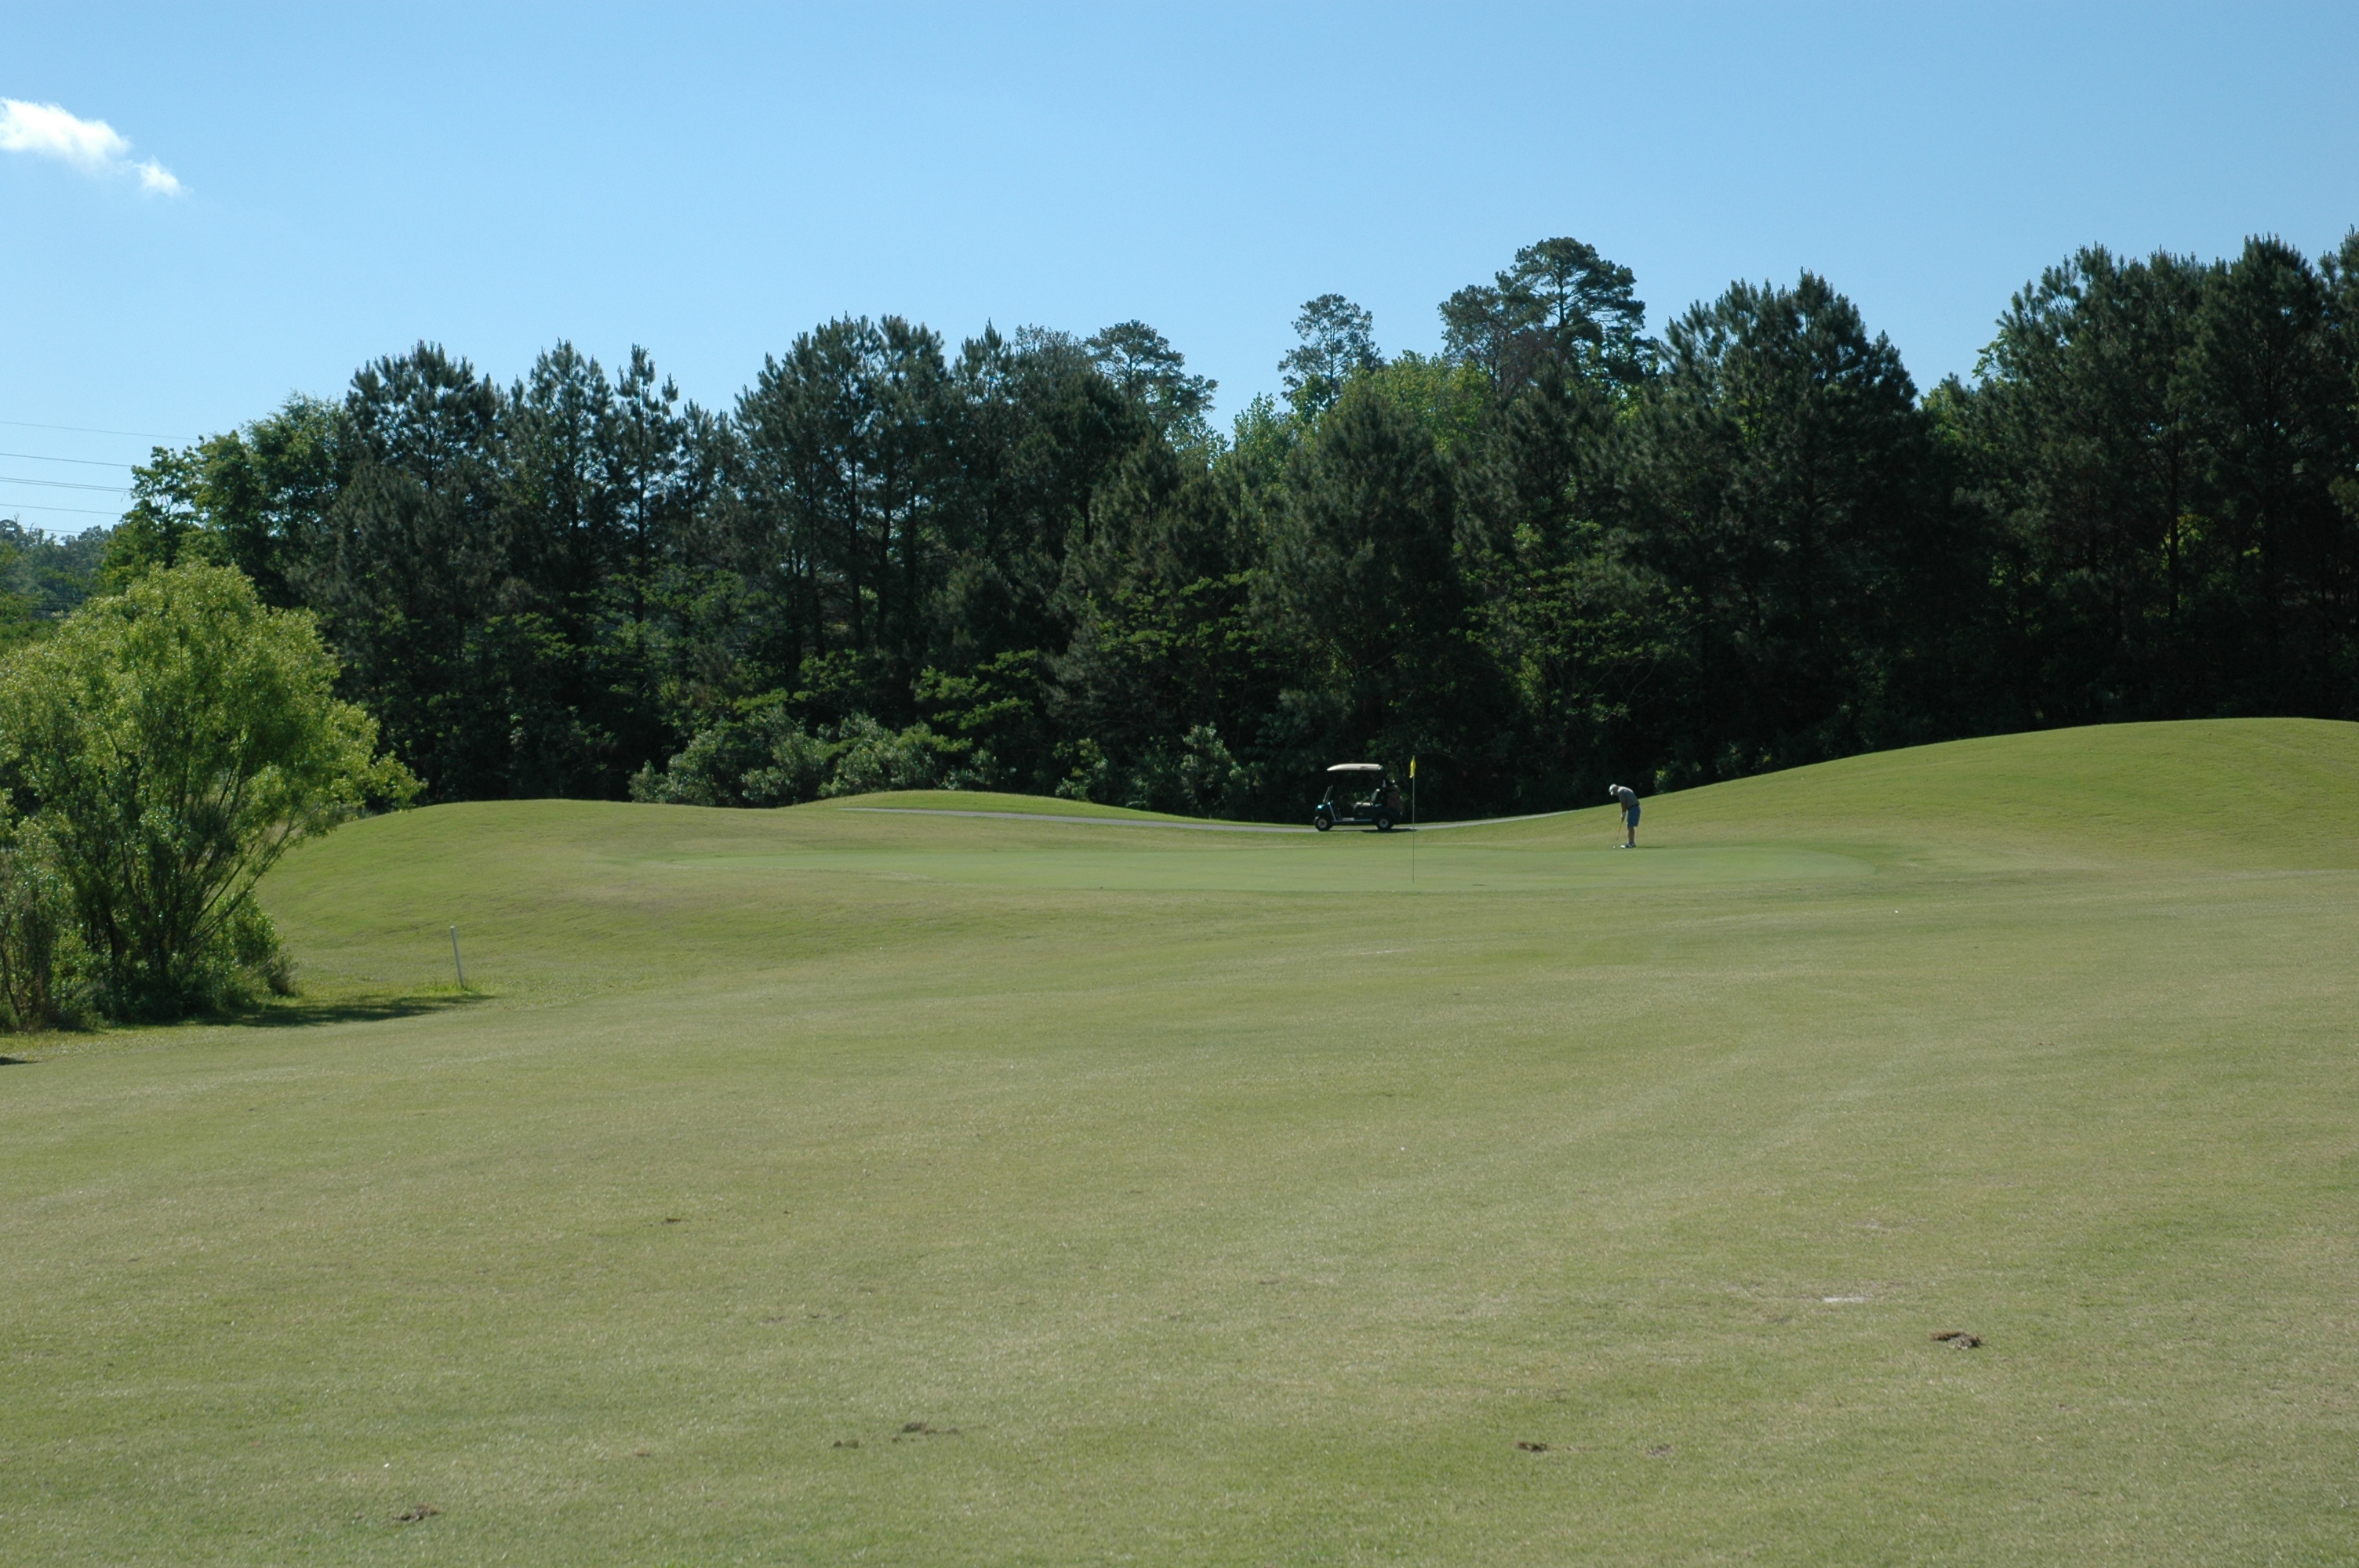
[0,827,87,1031]
[628,720,767,807]
[1053,738,1112,803]
[634,709,954,806]
[1173,724,1250,816]
[0,564,416,1019]
[227,900,296,999]
[1053,726,1252,817]
[820,716,948,797]
[630,706,831,808]
[741,719,831,806]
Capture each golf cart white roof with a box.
[1325,762,1385,773]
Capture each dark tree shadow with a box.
[0,1054,28,1065]
[232,993,493,1029]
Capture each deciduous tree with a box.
[0,564,415,1016]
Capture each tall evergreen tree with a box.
[1442,237,1650,395]
[1619,273,1954,778]
[1278,294,1381,416]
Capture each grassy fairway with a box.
[4,719,2356,1564]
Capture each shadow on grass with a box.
[233,992,493,1030]
[0,993,492,1058]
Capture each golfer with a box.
[1608,783,1640,848]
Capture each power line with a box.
[0,501,125,518]
[0,474,130,493]
[0,450,133,470]
[0,416,184,441]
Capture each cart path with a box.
[838,806,1586,834]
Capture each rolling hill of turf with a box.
[4,718,2355,1564]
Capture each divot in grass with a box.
[892,1423,959,1441]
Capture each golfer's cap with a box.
[1606,785,1618,797]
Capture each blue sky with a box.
[4,2,2355,529]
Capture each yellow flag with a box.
[1409,756,1416,779]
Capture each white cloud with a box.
[0,98,182,194]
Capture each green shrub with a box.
[0,564,415,1020]
[227,899,296,998]
[1054,738,1112,802]
[0,829,87,1031]
[740,717,831,805]
[631,706,833,808]
[635,709,953,806]
[1054,727,1252,817]
[821,716,947,797]
[629,721,764,807]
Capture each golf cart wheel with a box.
[1375,812,1394,832]
[1314,815,1332,832]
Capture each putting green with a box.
[2,719,2355,1565]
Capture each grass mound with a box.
[1541,717,2359,868]
[4,720,2355,1564]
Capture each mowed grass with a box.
[4,718,2357,1565]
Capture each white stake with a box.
[449,925,466,989]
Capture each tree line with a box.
[74,230,2359,822]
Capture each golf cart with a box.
[1313,763,1405,832]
